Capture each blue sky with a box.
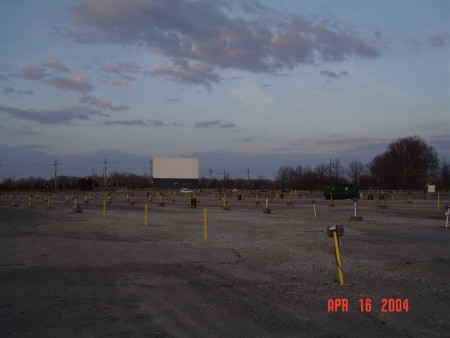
[0,0,449,180]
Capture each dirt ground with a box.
[0,191,449,337]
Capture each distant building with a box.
[425,184,435,193]
[152,157,199,188]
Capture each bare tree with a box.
[315,162,329,187]
[302,167,320,191]
[368,135,439,189]
[276,166,293,189]
[330,158,346,183]
[439,157,450,190]
[347,161,366,185]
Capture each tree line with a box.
[275,136,448,190]
[1,136,449,191]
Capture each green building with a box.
[323,184,360,200]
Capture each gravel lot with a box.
[1,191,449,337]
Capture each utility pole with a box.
[329,158,333,182]
[53,157,58,192]
[246,167,250,189]
[208,167,213,187]
[91,168,94,190]
[149,159,153,177]
[149,159,153,186]
[103,158,108,188]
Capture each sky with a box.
[0,0,449,180]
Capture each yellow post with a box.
[328,192,334,207]
[74,197,78,209]
[102,199,106,219]
[437,193,440,210]
[203,208,207,241]
[144,203,148,227]
[333,231,344,285]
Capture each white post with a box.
[354,198,357,217]
[265,197,269,209]
[445,205,449,228]
[312,200,317,218]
